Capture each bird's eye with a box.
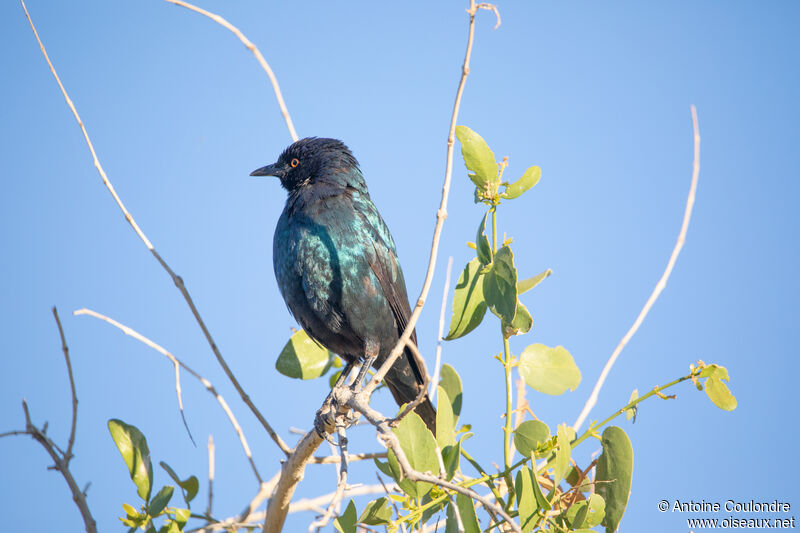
[290,158,300,168]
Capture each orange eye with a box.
[290,158,300,168]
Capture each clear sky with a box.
[2,1,798,532]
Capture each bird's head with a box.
[250,137,359,191]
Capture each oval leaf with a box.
[514,420,550,458]
[596,426,633,533]
[705,376,737,411]
[554,423,572,488]
[276,329,333,380]
[334,500,358,533]
[159,462,199,505]
[147,485,174,516]
[503,300,532,338]
[439,364,463,423]
[108,419,153,502]
[503,165,541,199]
[436,387,456,448]
[445,259,487,340]
[519,344,581,395]
[483,245,518,323]
[358,497,392,526]
[455,492,481,533]
[476,212,492,265]
[515,465,539,533]
[393,411,439,499]
[517,269,552,295]
[455,125,498,189]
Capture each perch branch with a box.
[20,0,291,455]
[572,105,701,432]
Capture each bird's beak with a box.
[250,162,282,177]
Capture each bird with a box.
[251,137,437,432]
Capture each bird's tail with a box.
[384,370,437,433]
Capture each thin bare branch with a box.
[430,256,454,403]
[51,307,78,463]
[20,0,291,455]
[310,451,386,464]
[74,308,263,484]
[309,425,349,532]
[365,0,485,399]
[207,434,215,518]
[572,105,701,432]
[165,0,298,142]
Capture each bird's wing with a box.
[351,192,429,386]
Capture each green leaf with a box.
[503,165,541,199]
[705,376,737,411]
[439,364,463,423]
[159,462,198,505]
[515,466,539,533]
[554,423,571,488]
[700,364,736,410]
[514,420,550,458]
[373,457,400,483]
[519,344,581,395]
[276,329,333,380]
[122,503,139,518]
[358,497,392,526]
[596,426,634,533]
[530,462,552,511]
[445,259,488,340]
[483,245,518,323]
[108,419,153,502]
[476,212,492,265]
[171,508,190,528]
[333,500,358,533]
[503,300,532,338]
[392,411,439,498]
[455,125,498,189]
[455,492,481,533]
[147,485,174,516]
[517,269,552,295]
[436,387,456,448]
[566,494,605,528]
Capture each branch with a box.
[20,0,291,456]
[51,307,78,463]
[430,256,454,403]
[351,391,522,533]
[165,0,298,142]
[572,105,702,432]
[207,434,215,518]
[308,424,349,532]
[74,308,264,484]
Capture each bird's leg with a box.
[315,360,355,439]
[351,338,380,393]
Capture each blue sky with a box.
[2,1,798,531]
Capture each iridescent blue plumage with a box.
[252,138,436,430]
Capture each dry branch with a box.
[20,0,291,456]
[572,105,702,432]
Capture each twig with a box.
[309,424,349,532]
[165,0,298,142]
[430,256,454,403]
[352,393,522,533]
[364,0,484,399]
[310,451,386,464]
[51,307,78,463]
[207,434,215,518]
[20,0,291,456]
[572,105,701,432]
[74,308,263,484]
